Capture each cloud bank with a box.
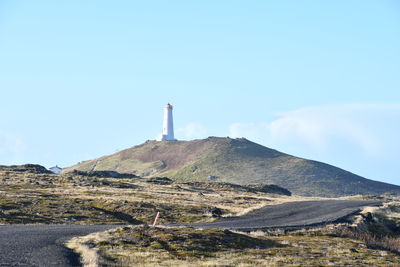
[229,104,400,183]
[176,122,208,140]
[230,104,400,155]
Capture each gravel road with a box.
[0,200,382,266]
[0,224,118,267]
[192,200,382,231]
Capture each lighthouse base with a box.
[160,135,177,141]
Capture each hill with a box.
[0,164,52,174]
[65,137,400,197]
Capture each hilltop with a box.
[65,137,400,197]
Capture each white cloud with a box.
[176,122,208,140]
[229,103,400,156]
[0,131,26,163]
[229,122,268,142]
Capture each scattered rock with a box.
[70,170,138,179]
[208,175,218,181]
[364,212,374,223]
[0,210,9,218]
[206,207,223,217]
[147,177,173,185]
[247,184,292,196]
[191,166,198,172]
[101,180,111,186]
[182,182,291,196]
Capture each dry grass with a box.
[2,169,400,266]
[334,199,400,255]
[66,235,100,267]
[68,225,400,266]
[335,228,400,254]
[64,137,400,197]
[0,171,306,225]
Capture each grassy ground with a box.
[65,137,400,197]
[2,169,400,266]
[67,224,400,266]
[0,170,293,225]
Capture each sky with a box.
[0,1,399,185]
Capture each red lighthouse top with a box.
[166,103,173,109]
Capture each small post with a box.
[152,211,160,226]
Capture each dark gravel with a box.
[0,224,119,267]
[192,200,382,231]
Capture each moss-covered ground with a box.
[2,169,400,266]
[0,170,282,225]
[71,225,400,266]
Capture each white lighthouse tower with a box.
[160,103,177,141]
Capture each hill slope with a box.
[65,137,400,197]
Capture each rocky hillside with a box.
[65,137,400,197]
[0,164,52,174]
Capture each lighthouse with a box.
[160,103,177,141]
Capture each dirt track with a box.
[192,200,382,231]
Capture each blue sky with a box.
[1,1,399,185]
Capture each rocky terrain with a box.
[0,165,292,225]
[1,165,400,266]
[69,220,400,266]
